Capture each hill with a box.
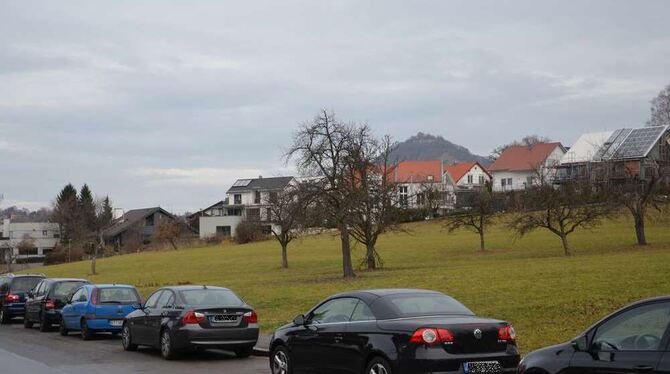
[391,132,490,165]
[22,215,670,354]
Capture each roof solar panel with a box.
[232,179,252,187]
[613,126,667,159]
[597,128,632,160]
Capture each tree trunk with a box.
[281,242,289,269]
[560,233,570,256]
[91,247,97,275]
[366,243,377,270]
[634,212,647,246]
[339,226,356,278]
[479,230,485,251]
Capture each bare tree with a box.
[417,180,449,218]
[286,110,359,278]
[267,186,311,269]
[0,241,15,273]
[508,179,612,256]
[346,134,402,270]
[608,161,670,245]
[154,219,182,250]
[648,84,670,127]
[443,182,496,251]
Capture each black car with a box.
[23,278,89,331]
[519,296,670,374]
[122,285,259,360]
[0,273,45,324]
[269,289,520,374]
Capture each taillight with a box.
[90,288,98,305]
[182,310,206,324]
[5,293,20,303]
[45,299,55,310]
[243,311,258,324]
[409,328,455,345]
[498,325,516,342]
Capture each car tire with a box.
[365,356,392,374]
[0,307,10,324]
[24,315,34,329]
[270,345,292,374]
[234,346,253,358]
[39,314,51,332]
[59,320,69,336]
[81,319,94,341]
[121,323,138,351]
[160,329,177,360]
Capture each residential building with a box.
[488,142,566,191]
[199,176,296,239]
[103,207,188,250]
[555,131,614,182]
[389,160,455,213]
[443,162,491,189]
[0,218,60,261]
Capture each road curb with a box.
[252,347,269,357]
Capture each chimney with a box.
[258,175,263,179]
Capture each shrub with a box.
[235,221,265,244]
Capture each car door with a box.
[145,290,175,346]
[63,288,84,328]
[343,300,378,374]
[25,280,44,322]
[570,301,670,374]
[132,290,163,345]
[290,297,359,374]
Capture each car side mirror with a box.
[27,291,34,298]
[293,314,306,326]
[131,302,143,310]
[66,299,72,304]
[572,335,588,351]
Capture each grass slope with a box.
[25,216,670,354]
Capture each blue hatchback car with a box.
[60,284,142,340]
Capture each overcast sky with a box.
[1,1,668,213]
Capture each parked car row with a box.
[2,272,670,373]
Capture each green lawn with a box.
[23,214,670,354]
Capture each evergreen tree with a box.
[52,184,79,242]
[97,196,114,230]
[78,184,97,235]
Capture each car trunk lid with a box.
[194,306,253,329]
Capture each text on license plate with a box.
[109,320,123,327]
[464,361,502,374]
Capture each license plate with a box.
[463,361,503,374]
[109,320,123,327]
[210,315,239,323]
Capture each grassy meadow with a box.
[22,213,670,354]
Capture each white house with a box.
[443,162,491,189]
[0,218,60,262]
[199,176,296,239]
[390,160,456,213]
[488,142,566,191]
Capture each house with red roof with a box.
[443,162,491,189]
[488,142,566,191]
[389,160,456,213]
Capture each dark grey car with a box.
[121,285,259,360]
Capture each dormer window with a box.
[427,175,434,182]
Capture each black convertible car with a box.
[121,285,259,360]
[269,289,520,374]
[519,296,670,374]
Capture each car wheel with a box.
[160,329,177,360]
[24,315,34,329]
[39,314,51,332]
[121,323,138,351]
[0,308,10,324]
[59,320,69,336]
[234,346,253,358]
[270,345,292,374]
[366,357,392,374]
[81,319,94,341]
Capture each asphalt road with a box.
[0,320,271,374]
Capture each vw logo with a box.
[473,328,483,339]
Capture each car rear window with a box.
[52,281,87,300]
[179,289,243,306]
[384,294,474,317]
[11,277,43,292]
[98,288,140,304]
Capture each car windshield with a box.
[179,289,243,306]
[384,294,474,317]
[98,288,140,304]
[52,281,86,300]
[11,277,43,292]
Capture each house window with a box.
[416,193,425,206]
[526,176,536,187]
[467,175,474,184]
[261,225,272,235]
[227,208,242,216]
[42,230,48,236]
[507,178,513,188]
[399,186,409,207]
[427,175,434,182]
[501,179,507,189]
[254,191,261,204]
[266,208,272,221]
[145,215,154,227]
[215,226,231,237]
[269,191,278,202]
[234,194,242,205]
[479,175,485,184]
[247,208,261,221]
